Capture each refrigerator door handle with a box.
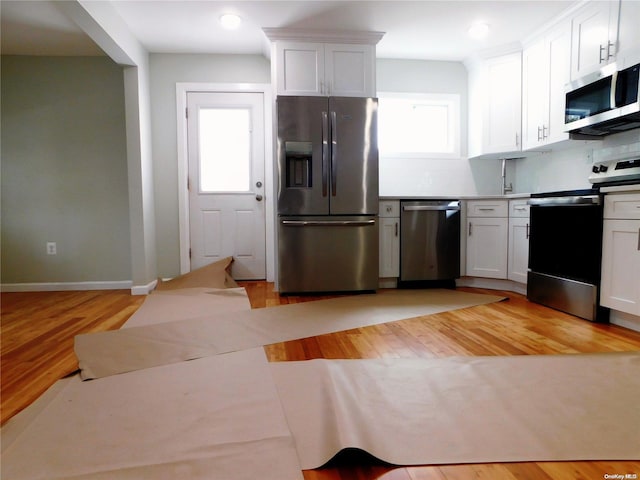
[321,111,329,197]
[281,219,376,227]
[331,111,338,196]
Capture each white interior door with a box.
[187,91,266,280]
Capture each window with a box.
[198,107,251,192]
[378,93,460,158]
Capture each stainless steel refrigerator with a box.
[277,96,379,294]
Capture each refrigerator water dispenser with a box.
[285,141,312,188]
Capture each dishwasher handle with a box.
[403,204,461,212]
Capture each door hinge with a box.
[185,107,188,119]
[187,177,190,191]
[189,248,192,259]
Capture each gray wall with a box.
[1,56,131,285]
[149,53,271,278]
[376,58,503,196]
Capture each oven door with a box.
[528,197,604,284]
[527,194,608,322]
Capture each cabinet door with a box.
[483,53,522,154]
[508,217,530,284]
[522,40,547,150]
[545,23,571,144]
[324,44,375,97]
[466,217,508,279]
[601,219,640,315]
[276,42,325,96]
[523,22,571,150]
[618,0,640,59]
[379,216,400,278]
[570,1,618,80]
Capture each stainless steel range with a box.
[527,188,608,322]
[526,142,640,322]
[589,142,640,187]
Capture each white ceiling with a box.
[1,0,576,61]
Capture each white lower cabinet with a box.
[601,193,640,315]
[379,201,400,279]
[508,200,530,284]
[466,200,509,279]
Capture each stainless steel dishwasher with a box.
[400,200,461,284]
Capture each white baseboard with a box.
[378,278,398,289]
[609,310,640,333]
[1,280,133,293]
[131,279,158,296]
[456,276,527,295]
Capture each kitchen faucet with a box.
[501,158,513,195]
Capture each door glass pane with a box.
[199,108,251,192]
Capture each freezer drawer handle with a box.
[403,205,461,211]
[281,220,376,227]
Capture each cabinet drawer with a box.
[509,199,530,218]
[467,200,508,217]
[379,200,400,218]
[604,193,640,219]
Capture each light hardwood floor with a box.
[2,283,640,479]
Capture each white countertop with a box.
[380,193,531,200]
[600,185,640,194]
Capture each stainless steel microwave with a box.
[564,60,640,138]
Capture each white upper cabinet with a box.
[275,42,325,96]
[569,0,620,80]
[467,52,522,159]
[618,0,640,61]
[272,40,377,97]
[324,44,376,97]
[522,20,571,150]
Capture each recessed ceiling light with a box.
[468,22,490,40]
[220,13,241,30]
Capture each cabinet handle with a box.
[478,208,495,211]
[526,223,530,239]
[469,222,472,236]
[607,41,616,60]
[637,227,640,251]
[542,125,548,140]
[599,44,607,63]
[395,221,398,237]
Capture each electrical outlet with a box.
[46,242,57,255]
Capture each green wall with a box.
[1,56,131,285]
[149,53,270,278]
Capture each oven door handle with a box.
[527,195,601,206]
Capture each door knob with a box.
[256,181,262,188]
[256,194,263,201]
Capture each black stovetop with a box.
[530,187,601,198]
